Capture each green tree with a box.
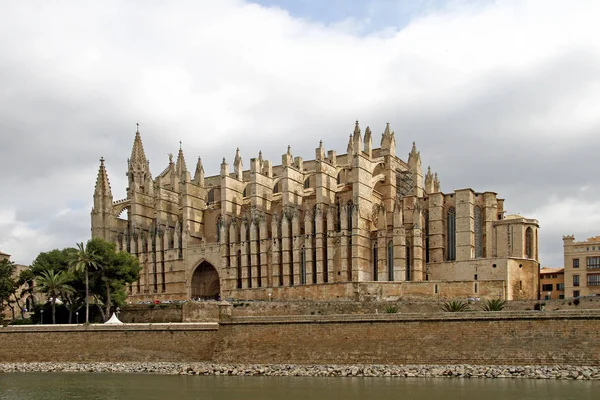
[0,259,17,318]
[85,238,140,320]
[35,270,74,324]
[68,242,100,323]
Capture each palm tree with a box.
[35,270,74,324]
[69,242,100,323]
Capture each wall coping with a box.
[222,310,600,325]
[0,322,219,333]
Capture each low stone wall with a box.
[0,323,218,362]
[119,304,183,323]
[2,311,598,366]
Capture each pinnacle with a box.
[94,157,112,198]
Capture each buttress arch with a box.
[190,260,221,300]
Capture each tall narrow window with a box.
[347,201,353,231]
[373,242,379,281]
[247,246,252,288]
[336,204,341,232]
[301,246,307,285]
[337,171,342,185]
[216,216,222,243]
[237,250,242,289]
[273,182,279,194]
[207,188,215,204]
[405,241,411,281]
[447,207,456,261]
[424,210,430,263]
[278,238,284,286]
[304,178,310,189]
[387,240,394,281]
[525,227,533,259]
[257,242,262,288]
[474,206,483,258]
[313,205,318,284]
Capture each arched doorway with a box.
[191,261,220,300]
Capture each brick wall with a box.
[4,312,598,365]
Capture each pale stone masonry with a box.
[91,122,540,301]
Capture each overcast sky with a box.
[1,0,599,267]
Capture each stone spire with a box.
[363,126,372,157]
[433,172,441,192]
[381,122,396,156]
[352,120,362,155]
[234,148,243,180]
[408,142,423,197]
[346,134,354,155]
[193,157,205,186]
[92,157,114,241]
[408,142,421,167]
[176,141,187,176]
[425,166,434,193]
[316,140,325,161]
[94,157,113,200]
[258,150,264,167]
[283,145,293,166]
[128,124,151,194]
[220,157,229,177]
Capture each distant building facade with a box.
[563,235,600,298]
[539,267,564,300]
[91,123,540,302]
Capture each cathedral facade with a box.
[91,122,540,302]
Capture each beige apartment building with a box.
[91,122,540,302]
[563,235,600,298]
[539,267,564,300]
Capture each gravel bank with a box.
[1,363,599,380]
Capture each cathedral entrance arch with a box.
[190,261,220,300]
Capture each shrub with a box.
[533,302,546,310]
[573,298,580,306]
[384,304,399,313]
[9,318,33,325]
[480,299,506,311]
[442,300,469,312]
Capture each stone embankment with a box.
[1,362,599,380]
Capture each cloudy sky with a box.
[1,0,599,267]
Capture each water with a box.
[0,373,597,400]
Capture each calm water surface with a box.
[0,373,597,400]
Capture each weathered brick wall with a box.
[119,304,183,323]
[214,312,600,366]
[2,312,599,366]
[0,324,218,362]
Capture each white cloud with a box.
[1,0,600,267]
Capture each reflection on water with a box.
[0,373,597,400]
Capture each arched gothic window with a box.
[347,201,353,231]
[373,242,379,281]
[273,182,280,194]
[207,188,215,204]
[387,240,394,281]
[242,186,248,197]
[405,241,411,281]
[447,207,456,261]
[301,246,307,285]
[525,227,533,259]
[423,210,430,263]
[474,206,483,258]
[236,250,242,289]
[216,216,222,243]
[337,171,342,185]
[304,178,310,189]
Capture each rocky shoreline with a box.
[1,362,599,380]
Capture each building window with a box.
[573,290,580,298]
[446,207,456,261]
[573,275,580,287]
[216,216,222,243]
[573,258,579,268]
[587,256,600,269]
[405,241,411,281]
[525,227,533,259]
[387,240,394,281]
[474,206,483,258]
[273,182,280,194]
[207,188,215,204]
[347,201,353,231]
[541,284,553,291]
[337,171,342,185]
[557,283,565,291]
[237,250,242,289]
[301,246,307,285]
[587,274,600,286]
[423,210,430,263]
[373,242,378,281]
